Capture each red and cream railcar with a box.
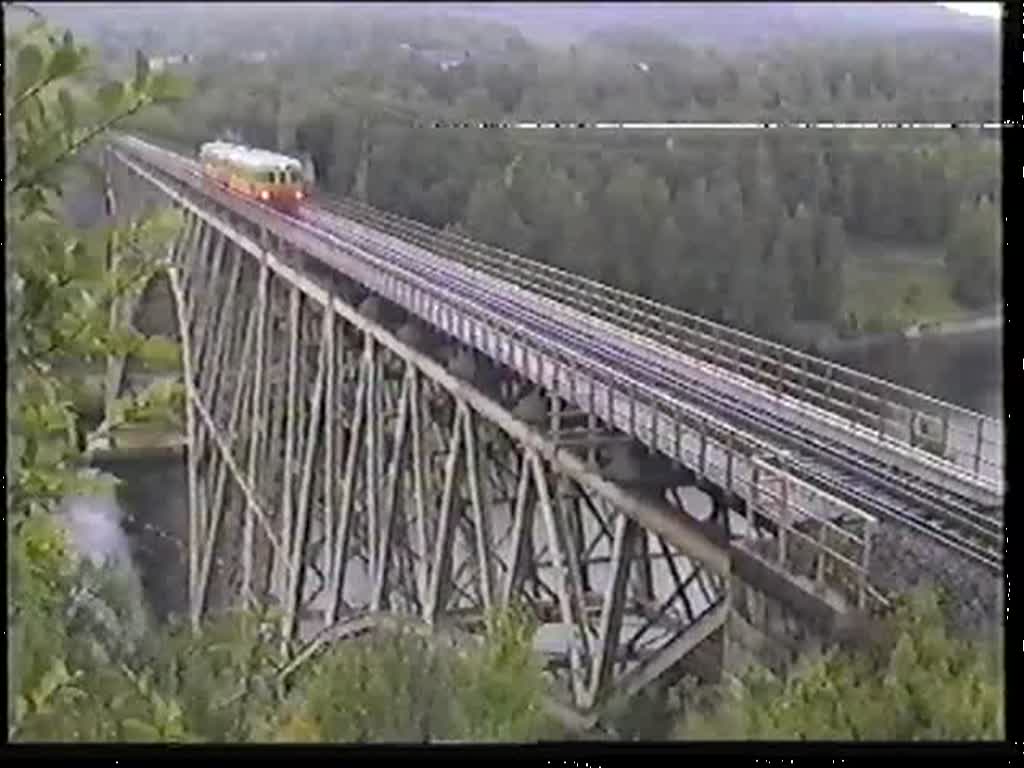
[199,141,308,213]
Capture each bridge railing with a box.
[391,258,879,610]
[313,195,1004,498]
[111,135,880,609]
[539,345,877,609]
[748,458,875,608]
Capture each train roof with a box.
[200,141,302,170]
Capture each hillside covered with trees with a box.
[50,1,1002,346]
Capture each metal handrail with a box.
[315,194,1004,492]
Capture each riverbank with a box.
[808,310,1002,358]
[903,312,1002,339]
[839,236,972,340]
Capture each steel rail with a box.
[303,202,1002,553]
[299,206,1000,572]
[310,194,1004,499]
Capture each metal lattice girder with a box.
[112,142,937,719]
[140,187,739,714]
[111,140,912,599]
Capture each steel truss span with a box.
[111,145,739,719]
[112,135,1003,576]
[106,134,1001,722]
[304,196,1004,571]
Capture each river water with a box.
[827,328,1004,419]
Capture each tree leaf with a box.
[58,88,76,135]
[30,657,71,710]
[97,81,124,113]
[133,336,183,372]
[47,45,80,81]
[149,71,191,103]
[15,43,45,98]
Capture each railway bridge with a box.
[103,133,1005,729]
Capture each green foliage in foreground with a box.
[678,590,1004,740]
[5,9,185,740]
[4,12,556,744]
[12,587,559,743]
[4,12,557,745]
[6,10,188,521]
[266,611,558,743]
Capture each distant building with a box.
[149,53,194,71]
[412,48,471,71]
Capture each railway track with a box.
[301,198,1003,573]
[312,195,1003,493]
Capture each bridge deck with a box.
[311,197,1004,504]
[297,203,1001,566]
[110,134,1002,576]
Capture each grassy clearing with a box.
[841,236,967,335]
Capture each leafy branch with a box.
[7,13,195,742]
[13,95,157,196]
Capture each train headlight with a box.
[260,190,270,201]
[295,190,303,200]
